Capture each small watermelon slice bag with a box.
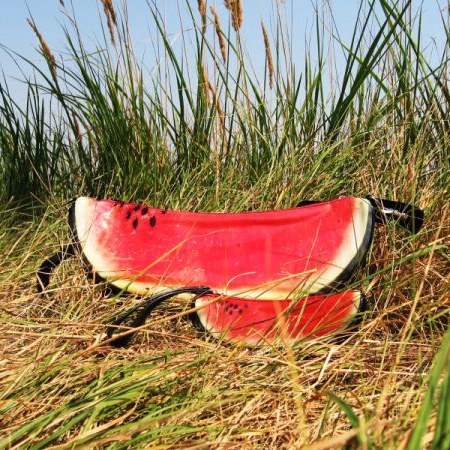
[37,196,423,346]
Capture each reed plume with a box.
[102,0,117,25]
[101,0,117,46]
[198,0,207,33]
[224,0,243,31]
[27,19,57,81]
[261,20,274,89]
[211,6,227,63]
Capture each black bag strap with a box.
[366,196,424,234]
[36,244,76,292]
[106,286,213,347]
[35,245,212,347]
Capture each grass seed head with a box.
[261,20,274,89]
[224,0,243,31]
[198,0,207,33]
[102,0,117,25]
[27,18,57,81]
[211,6,227,63]
[101,0,117,46]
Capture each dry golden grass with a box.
[0,192,448,448]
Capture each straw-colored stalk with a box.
[224,0,243,31]
[208,81,225,133]
[210,6,227,63]
[261,20,274,89]
[201,64,211,106]
[27,19,57,81]
[101,0,117,46]
[198,0,207,33]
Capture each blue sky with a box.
[0,1,447,104]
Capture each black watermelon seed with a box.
[229,310,233,315]
[141,207,148,215]
[132,218,138,229]
[233,304,238,309]
[239,309,243,314]
[150,216,156,227]
[133,204,141,211]
[225,306,228,312]
[126,211,132,219]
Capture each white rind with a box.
[75,197,96,244]
[75,197,119,282]
[309,197,371,292]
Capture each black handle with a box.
[366,196,424,234]
[37,244,76,292]
[106,286,213,347]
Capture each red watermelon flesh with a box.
[195,290,362,345]
[72,197,373,298]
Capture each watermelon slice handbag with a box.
[37,196,423,346]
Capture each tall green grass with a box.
[1,0,449,447]
[0,0,448,207]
